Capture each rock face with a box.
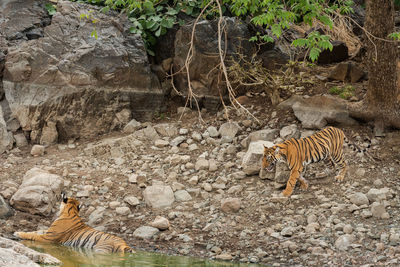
[10,167,63,216]
[133,226,159,239]
[2,1,164,143]
[143,185,175,209]
[173,17,254,110]
[0,195,13,218]
[0,105,13,153]
[0,236,61,266]
[279,95,358,129]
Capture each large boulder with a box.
[242,140,274,175]
[173,17,255,110]
[2,1,164,143]
[0,195,13,219]
[0,236,60,266]
[278,95,358,129]
[10,168,64,216]
[0,105,13,153]
[143,185,175,209]
[0,0,50,42]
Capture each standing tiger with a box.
[262,126,365,197]
[14,193,133,254]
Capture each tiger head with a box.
[262,145,284,171]
[58,193,82,217]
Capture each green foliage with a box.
[292,31,333,62]
[93,0,207,55]
[329,85,355,99]
[45,3,57,16]
[70,0,355,60]
[80,10,98,39]
[389,32,400,41]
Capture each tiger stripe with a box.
[14,195,133,254]
[262,126,350,197]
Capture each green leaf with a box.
[45,4,57,16]
[309,47,321,62]
[91,29,98,40]
[155,26,162,37]
[100,6,110,13]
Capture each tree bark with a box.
[348,0,400,131]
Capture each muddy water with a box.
[22,241,262,267]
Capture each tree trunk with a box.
[348,0,400,132]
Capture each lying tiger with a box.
[262,126,368,197]
[14,193,133,254]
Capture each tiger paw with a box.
[334,175,344,182]
[13,232,22,239]
[300,182,309,190]
[281,189,293,197]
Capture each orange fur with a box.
[262,126,348,197]
[14,196,133,254]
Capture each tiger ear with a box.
[61,192,68,203]
[77,204,83,212]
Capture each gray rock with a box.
[150,216,170,230]
[170,136,186,147]
[143,185,175,209]
[242,140,274,175]
[88,207,105,225]
[367,188,391,203]
[219,122,240,138]
[191,131,202,141]
[133,226,159,239]
[195,158,209,171]
[3,1,164,143]
[280,124,300,140]
[0,236,60,266]
[174,190,192,202]
[10,168,63,216]
[123,119,142,133]
[173,17,254,110]
[279,95,357,129]
[371,202,390,219]
[221,197,241,213]
[207,126,219,138]
[281,227,295,237]
[0,195,13,218]
[30,145,45,156]
[155,139,169,147]
[124,196,140,206]
[275,161,290,184]
[115,207,130,216]
[0,105,13,153]
[349,192,369,206]
[241,129,279,148]
[154,123,178,137]
[14,133,28,148]
[334,234,355,251]
[39,121,58,145]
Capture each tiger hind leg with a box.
[298,174,309,190]
[333,158,347,182]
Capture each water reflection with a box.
[22,241,261,267]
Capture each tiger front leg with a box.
[14,231,51,243]
[282,169,301,197]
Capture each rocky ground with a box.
[1,80,400,266]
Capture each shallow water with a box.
[22,241,262,267]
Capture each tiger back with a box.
[262,126,348,197]
[14,194,133,254]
